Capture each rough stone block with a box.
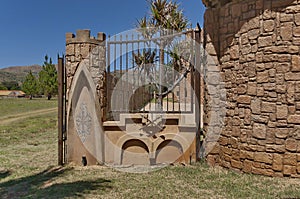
[280,22,293,41]
[285,73,300,81]
[258,36,273,47]
[274,128,289,139]
[263,83,276,91]
[80,44,90,58]
[261,102,276,113]
[66,44,75,55]
[294,26,300,37]
[244,109,252,125]
[273,153,283,171]
[247,83,257,96]
[284,153,297,166]
[288,46,299,54]
[231,159,243,169]
[243,159,252,173]
[248,29,260,40]
[237,84,247,94]
[230,45,239,60]
[97,32,106,42]
[296,102,300,110]
[283,165,297,176]
[266,144,285,153]
[287,115,300,124]
[263,20,275,32]
[277,105,288,119]
[285,138,298,152]
[221,146,232,155]
[257,71,269,83]
[292,55,300,72]
[254,152,273,164]
[276,85,287,94]
[206,155,216,166]
[237,95,251,104]
[251,98,261,114]
[278,54,291,62]
[240,150,254,160]
[253,123,267,139]
[252,167,274,176]
[76,29,90,41]
[231,126,241,137]
[288,106,296,114]
[280,13,294,22]
[257,87,265,97]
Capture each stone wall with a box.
[203,0,300,177]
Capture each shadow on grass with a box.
[0,166,112,199]
[0,170,11,179]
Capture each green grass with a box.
[0,98,300,198]
[0,98,57,117]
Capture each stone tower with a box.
[203,0,300,177]
[65,30,106,165]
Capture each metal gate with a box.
[57,55,67,165]
[106,28,201,121]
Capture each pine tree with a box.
[22,70,37,100]
[0,83,7,90]
[39,55,58,100]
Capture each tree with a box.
[2,81,20,90]
[39,55,58,100]
[22,70,37,99]
[0,83,7,90]
[137,0,189,31]
[135,0,190,104]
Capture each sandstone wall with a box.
[204,0,300,177]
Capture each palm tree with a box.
[135,0,190,105]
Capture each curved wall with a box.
[203,0,300,177]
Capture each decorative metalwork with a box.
[75,102,92,142]
[106,29,199,121]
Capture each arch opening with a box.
[121,139,150,165]
[155,140,183,164]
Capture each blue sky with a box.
[0,0,205,68]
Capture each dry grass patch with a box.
[0,99,300,198]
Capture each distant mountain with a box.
[0,65,42,84]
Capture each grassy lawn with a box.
[0,98,57,117]
[0,98,300,198]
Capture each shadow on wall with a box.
[204,0,296,61]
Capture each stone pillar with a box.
[203,0,300,177]
[65,30,106,119]
[65,30,106,165]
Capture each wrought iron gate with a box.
[106,28,202,121]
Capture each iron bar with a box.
[58,56,64,166]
